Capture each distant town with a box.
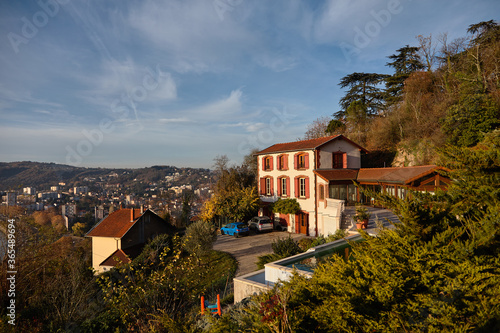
[0,161,214,231]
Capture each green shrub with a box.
[183,220,217,257]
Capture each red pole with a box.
[217,294,221,316]
[201,296,205,314]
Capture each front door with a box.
[295,212,309,235]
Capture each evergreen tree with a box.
[385,45,424,105]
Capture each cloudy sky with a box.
[0,0,497,169]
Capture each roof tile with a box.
[86,208,143,238]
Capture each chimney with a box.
[140,205,144,214]
[130,208,134,222]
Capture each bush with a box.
[257,236,303,269]
[271,236,302,257]
[183,220,217,257]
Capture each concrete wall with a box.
[233,270,270,303]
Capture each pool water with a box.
[285,241,360,272]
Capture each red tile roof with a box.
[99,249,131,267]
[314,169,359,181]
[357,165,442,184]
[255,135,368,155]
[86,208,143,238]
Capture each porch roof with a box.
[357,165,442,184]
[314,169,359,182]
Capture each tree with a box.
[182,220,218,257]
[385,45,424,105]
[303,116,332,140]
[211,132,500,332]
[338,72,390,117]
[442,93,499,147]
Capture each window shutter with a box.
[343,153,347,168]
[294,177,299,197]
[261,157,265,171]
[277,178,281,196]
[270,156,274,171]
[284,154,288,170]
[305,177,310,198]
[294,153,298,170]
[260,178,265,195]
[286,177,290,197]
[270,177,274,195]
[304,153,309,169]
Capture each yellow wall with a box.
[91,236,120,273]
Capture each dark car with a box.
[220,222,249,237]
[248,216,274,233]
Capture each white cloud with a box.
[127,0,257,73]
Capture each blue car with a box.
[220,222,249,237]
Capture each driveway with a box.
[213,230,308,277]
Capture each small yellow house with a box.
[86,207,174,274]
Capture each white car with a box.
[248,216,274,233]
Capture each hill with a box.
[0,161,211,190]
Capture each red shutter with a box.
[294,153,298,170]
[261,157,265,171]
[284,154,288,170]
[277,178,281,196]
[343,153,347,168]
[270,177,274,195]
[286,177,290,197]
[294,177,299,197]
[304,153,309,169]
[305,177,310,198]
[260,178,265,195]
[270,156,274,171]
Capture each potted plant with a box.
[354,205,371,229]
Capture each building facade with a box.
[256,135,450,237]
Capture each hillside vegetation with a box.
[308,20,500,167]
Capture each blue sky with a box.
[0,0,498,169]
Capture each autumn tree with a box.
[303,116,332,140]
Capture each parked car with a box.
[248,216,274,233]
[220,222,249,237]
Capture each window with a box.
[266,178,272,196]
[259,177,274,196]
[294,152,309,169]
[262,156,273,171]
[277,154,288,170]
[294,176,309,198]
[319,184,325,200]
[281,178,287,196]
[298,154,306,168]
[333,152,346,169]
[299,178,306,197]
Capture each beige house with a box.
[86,207,175,273]
[256,135,450,237]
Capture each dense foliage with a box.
[210,130,500,332]
[325,20,499,165]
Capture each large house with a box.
[86,207,175,273]
[255,135,450,237]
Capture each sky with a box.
[0,0,498,169]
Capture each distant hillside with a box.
[0,161,211,190]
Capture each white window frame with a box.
[266,178,271,196]
[299,178,306,198]
[281,178,287,196]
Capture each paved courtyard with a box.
[213,230,308,277]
